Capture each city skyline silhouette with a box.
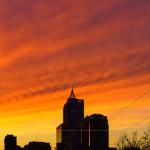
[3,88,150,150]
[4,89,114,150]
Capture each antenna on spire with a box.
[70,84,75,99]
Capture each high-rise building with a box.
[81,114,109,150]
[56,88,84,150]
[81,117,90,150]
[56,88,110,150]
[63,88,84,126]
[63,88,84,150]
[4,135,17,150]
[56,124,64,150]
[56,123,73,150]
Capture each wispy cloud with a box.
[0,0,150,147]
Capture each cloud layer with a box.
[0,0,150,148]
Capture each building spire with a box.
[70,85,75,99]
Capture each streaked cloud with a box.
[0,0,150,148]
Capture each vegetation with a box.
[116,127,150,150]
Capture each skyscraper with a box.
[56,88,84,150]
[63,88,84,126]
[56,88,109,150]
[4,135,17,150]
[56,124,64,150]
[81,117,90,150]
[81,114,109,150]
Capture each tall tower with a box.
[81,114,109,150]
[4,135,17,150]
[56,88,84,150]
[63,88,84,126]
[63,88,84,150]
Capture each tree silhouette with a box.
[116,127,150,150]
[116,131,141,150]
[141,127,150,150]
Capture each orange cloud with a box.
[0,0,149,149]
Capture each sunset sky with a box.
[0,0,150,149]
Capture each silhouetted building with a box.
[63,88,84,150]
[81,114,109,150]
[56,88,110,150]
[24,142,51,150]
[63,88,84,126]
[5,135,17,150]
[56,124,64,150]
[109,148,117,150]
[56,88,84,150]
[57,143,63,150]
[81,117,90,150]
[17,146,24,150]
